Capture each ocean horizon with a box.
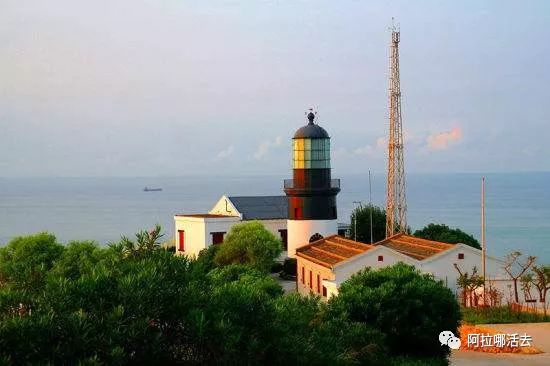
[1,172,548,263]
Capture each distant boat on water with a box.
[143,187,162,192]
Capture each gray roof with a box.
[228,195,288,220]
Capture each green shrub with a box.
[461,306,550,324]
[214,221,282,272]
[329,263,461,359]
[414,223,480,249]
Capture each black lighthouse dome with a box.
[293,111,329,139]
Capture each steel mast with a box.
[385,22,407,237]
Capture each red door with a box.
[178,230,185,252]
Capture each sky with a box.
[1,0,549,177]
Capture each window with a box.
[211,232,225,245]
[309,233,323,243]
[279,229,288,251]
[317,274,320,293]
[178,230,185,252]
[322,286,327,297]
[301,267,305,284]
[378,255,384,262]
[309,270,313,289]
[458,253,464,260]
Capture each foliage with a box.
[49,240,113,280]
[193,244,220,274]
[0,232,64,294]
[503,251,536,303]
[109,224,164,259]
[214,221,282,272]
[461,305,550,324]
[207,264,283,298]
[454,265,484,307]
[0,229,457,365]
[329,263,461,359]
[349,204,387,244]
[413,223,481,249]
[531,265,550,302]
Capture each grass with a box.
[389,356,448,366]
[461,306,550,324]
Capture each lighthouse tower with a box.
[284,110,340,257]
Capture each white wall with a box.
[420,244,507,295]
[334,246,416,282]
[174,216,206,258]
[287,219,337,258]
[174,216,240,258]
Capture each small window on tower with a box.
[458,253,464,260]
[378,255,384,262]
[294,207,302,219]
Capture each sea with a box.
[0,172,548,263]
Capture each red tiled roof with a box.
[174,213,236,218]
[296,235,373,268]
[375,233,454,260]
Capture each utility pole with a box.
[385,20,407,238]
[369,170,373,244]
[481,177,486,300]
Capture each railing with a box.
[284,179,340,190]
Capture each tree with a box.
[531,265,550,303]
[454,264,484,307]
[328,263,461,359]
[49,240,112,280]
[110,224,163,259]
[349,204,387,244]
[414,223,481,249]
[214,221,282,272]
[504,251,536,303]
[0,232,64,294]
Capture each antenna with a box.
[385,20,407,237]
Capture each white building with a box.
[296,233,513,302]
[174,195,288,258]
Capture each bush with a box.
[329,263,461,359]
[414,223,480,249]
[214,221,282,272]
[461,306,550,324]
[0,233,65,294]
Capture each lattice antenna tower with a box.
[385,21,407,237]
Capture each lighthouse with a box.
[284,110,340,257]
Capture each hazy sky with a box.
[2,1,549,177]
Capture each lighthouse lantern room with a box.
[284,110,340,257]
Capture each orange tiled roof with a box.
[375,233,454,260]
[296,235,373,268]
